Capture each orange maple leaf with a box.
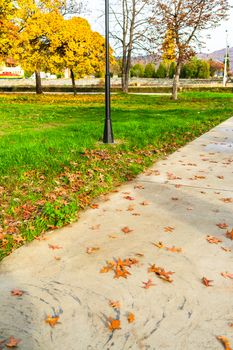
[45,315,60,328]
[121,227,133,234]
[220,198,233,203]
[226,229,233,240]
[142,279,155,289]
[5,336,21,348]
[108,318,121,331]
[148,264,174,283]
[206,235,222,244]
[166,246,182,253]
[217,336,232,350]
[109,300,120,309]
[127,312,135,323]
[48,244,62,250]
[152,241,164,249]
[202,277,213,287]
[11,289,24,297]
[221,272,233,279]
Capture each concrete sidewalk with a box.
[0,118,233,350]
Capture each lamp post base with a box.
[103,118,114,144]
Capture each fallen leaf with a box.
[220,198,233,203]
[221,272,233,279]
[216,223,229,229]
[206,235,222,244]
[86,247,100,254]
[109,300,120,309]
[108,318,121,331]
[152,241,164,249]
[121,227,133,234]
[134,184,144,190]
[217,336,232,350]
[54,256,61,261]
[90,204,99,209]
[164,226,175,233]
[202,277,213,287]
[142,279,155,289]
[166,246,182,253]
[132,213,141,216]
[226,229,233,240]
[5,336,21,348]
[140,201,150,206]
[48,244,62,250]
[221,246,231,252]
[217,176,224,179]
[45,315,60,328]
[124,196,135,201]
[171,197,179,201]
[148,264,174,283]
[100,258,138,279]
[108,235,118,239]
[127,205,135,211]
[127,312,135,323]
[135,253,144,257]
[11,289,24,297]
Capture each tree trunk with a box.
[172,63,181,100]
[35,70,43,94]
[122,71,129,93]
[70,69,77,96]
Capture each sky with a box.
[85,0,233,54]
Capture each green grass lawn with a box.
[0,91,232,260]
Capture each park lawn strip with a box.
[0,92,232,260]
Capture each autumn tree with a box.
[0,0,17,60]
[111,0,150,92]
[50,17,108,95]
[149,0,230,99]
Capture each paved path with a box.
[0,118,233,350]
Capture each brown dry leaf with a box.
[217,336,232,350]
[48,244,62,250]
[164,226,175,233]
[5,336,21,348]
[45,315,60,328]
[217,176,224,179]
[109,300,120,309]
[206,235,222,244]
[54,256,61,261]
[90,204,99,209]
[202,277,213,287]
[166,246,182,253]
[221,246,231,252]
[194,175,206,180]
[152,241,164,249]
[90,224,101,230]
[167,172,181,180]
[171,197,179,201]
[121,227,133,234]
[108,318,121,331]
[11,289,24,297]
[124,196,135,201]
[142,279,155,289]
[108,235,118,239]
[148,264,174,283]
[86,247,100,254]
[220,198,233,203]
[226,229,233,240]
[100,258,138,279]
[221,272,233,279]
[140,201,150,206]
[132,213,141,216]
[134,184,144,190]
[216,223,229,229]
[127,312,135,323]
[127,205,135,212]
[135,253,144,257]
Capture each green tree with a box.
[130,63,145,78]
[197,60,210,78]
[144,63,156,78]
[155,62,167,78]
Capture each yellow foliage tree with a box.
[0,0,17,60]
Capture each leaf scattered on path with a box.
[226,229,233,240]
[100,258,138,279]
[140,201,150,206]
[221,247,231,252]
[45,315,60,328]
[202,277,213,287]
[48,244,63,250]
[86,247,100,254]
[108,318,121,331]
[142,279,155,289]
[11,289,24,297]
[152,241,164,249]
[206,236,222,244]
[127,313,135,323]
[124,196,135,201]
[164,226,175,233]
[121,227,133,234]
[90,204,99,209]
[220,198,233,203]
[216,223,228,229]
[90,224,101,230]
[148,264,174,283]
[217,336,232,350]
[109,301,121,309]
[221,272,233,279]
[166,246,182,253]
[5,336,21,348]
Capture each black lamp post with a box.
[103,0,114,143]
